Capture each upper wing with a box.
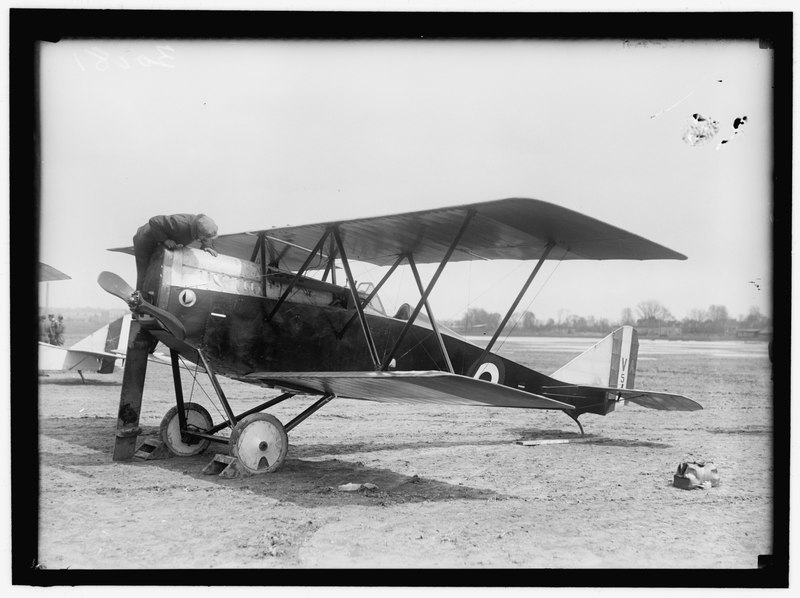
[243,370,575,410]
[108,197,686,270]
[542,384,703,411]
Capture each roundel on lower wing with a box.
[472,357,505,385]
[178,289,197,307]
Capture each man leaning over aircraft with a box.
[132,213,219,294]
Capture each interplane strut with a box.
[470,241,556,373]
[332,226,382,370]
[265,230,330,323]
[407,253,454,373]
[337,252,406,339]
[380,209,477,371]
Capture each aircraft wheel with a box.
[159,402,213,457]
[229,413,288,474]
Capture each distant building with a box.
[637,323,682,338]
[637,318,681,338]
[736,328,760,339]
[736,328,772,340]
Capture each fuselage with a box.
[142,247,609,414]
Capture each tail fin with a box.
[70,315,132,373]
[545,326,702,416]
[551,326,638,391]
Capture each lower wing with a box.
[243,370,575,410]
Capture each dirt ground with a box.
[35,337,775,572]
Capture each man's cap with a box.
[196,214,218,238]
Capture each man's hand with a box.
[204,247,218,257]
[163,239,180,250]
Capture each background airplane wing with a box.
[108,197,686,270]
[242,370,575,410]
[39,262,72,282]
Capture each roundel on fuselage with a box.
[178,288,197,307]
[472,356,505,385]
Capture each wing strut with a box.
[380,209,477,371]
[195,349,239,427]
[407,253,454,373]
[332,226,382,370]
[321,237,338,284]
[337,252,406,339]
[469,241,556,374]
[265,230,330,323]
[170,349,189,438]
[249,232,269,298]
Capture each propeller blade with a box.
[97,271,186,341]
[97,271,134,302]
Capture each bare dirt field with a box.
[34,336,775,573]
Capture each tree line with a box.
[445,301,772,339]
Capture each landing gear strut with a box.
[155,346,335,474]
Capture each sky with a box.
[37,37,774,324]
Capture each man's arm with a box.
[199,237,218,256]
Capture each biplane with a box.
[100,197,702,474]
[38,262,131,382]
[38,314,133,382]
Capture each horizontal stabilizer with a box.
[39,343,99,372]
[543,385,702,411]
[244,370,575,410]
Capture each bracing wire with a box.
[395,261,529,363]
[177,354,228,424]
[465,258,472,336]
[391,257,535,360]
[448,260,529,324]
[494,247,568,353]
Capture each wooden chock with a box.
[134,438,173,461]
[202,454,252,478]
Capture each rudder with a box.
[551,326,638,392]
[70,315,132,373]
